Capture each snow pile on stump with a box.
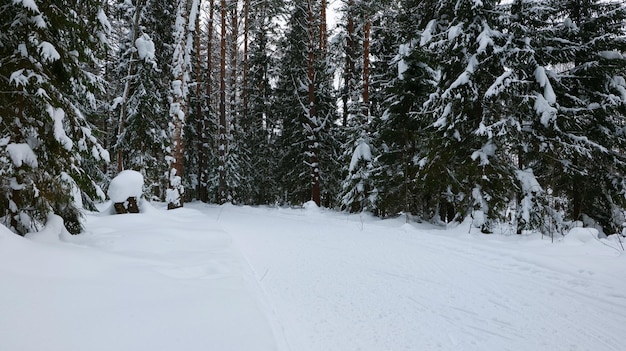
[107,170,144,214]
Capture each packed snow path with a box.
[2,203,626,351]
[195,203,626,351]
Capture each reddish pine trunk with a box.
[307,0,320,206]
[207,0,214,103]
[343,0,355,127]
[195,9,207,202]
[201,0,215,203]
[362,17,371,119]
[168,0,189,210]
[320,0,327,51]
[230,1,238,126]
[243,0,249,120]
[218,0,228,204]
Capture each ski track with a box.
[194,204,626,351]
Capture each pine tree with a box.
[0,0,111,234]
[273,0,338,206]
[190,0,221,203]
[184,2,206,201]
[167,0,200,209]
[218,0,229,204]
[338,0,379,212]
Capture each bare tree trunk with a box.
[307,0,320,206]
[195,4,206,202]
[199,0,215,203]
[218,0,228,204]
[167,0,191,209]
[242,0,249,121]
[362,17,370,120]
[230,0,239,127]
[319,0,327,52]
[207,0,214,106]
[117,0,145,173]
[343,0,355,127]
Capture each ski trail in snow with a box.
[200,204,626,351]
[208,209,292,351]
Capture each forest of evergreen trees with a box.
[1,0,625,236]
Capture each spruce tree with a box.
[539,0,626,232]
[419,0,516,229]
[368,0,440,219]
[494,0,559,233]
[0,0,110,234]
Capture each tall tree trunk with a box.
[218,0,228,204]
[343,0,355,127]
[195,5,207,202]
[242,0,249,121]
[319,0,327,51]
[168,0,190,210]
[201,0,215,203]
[117,0,145,173]
[230,0,239,127]
[103,0,113,176]
[307,0,321,206]
[362,16,370,120]
[206,0,215,108]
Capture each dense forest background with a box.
[1,0,625,236]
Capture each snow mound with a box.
[138,198,158,214]
[25,214,71,243]
[564,227,599,244]
[108,170,144,203]
[303,201,320,212]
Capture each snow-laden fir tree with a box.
[236,0,285,204]
[419,0,517,230]
[338,0,381,213]
[371,0,437,219]
[0,0,110,234]
[489,0,562,233]
[534,0,626,233]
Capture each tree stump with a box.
[113,197,139,214]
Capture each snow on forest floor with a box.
[2,201,626,351]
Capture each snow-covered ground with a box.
[2,202,625,351]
